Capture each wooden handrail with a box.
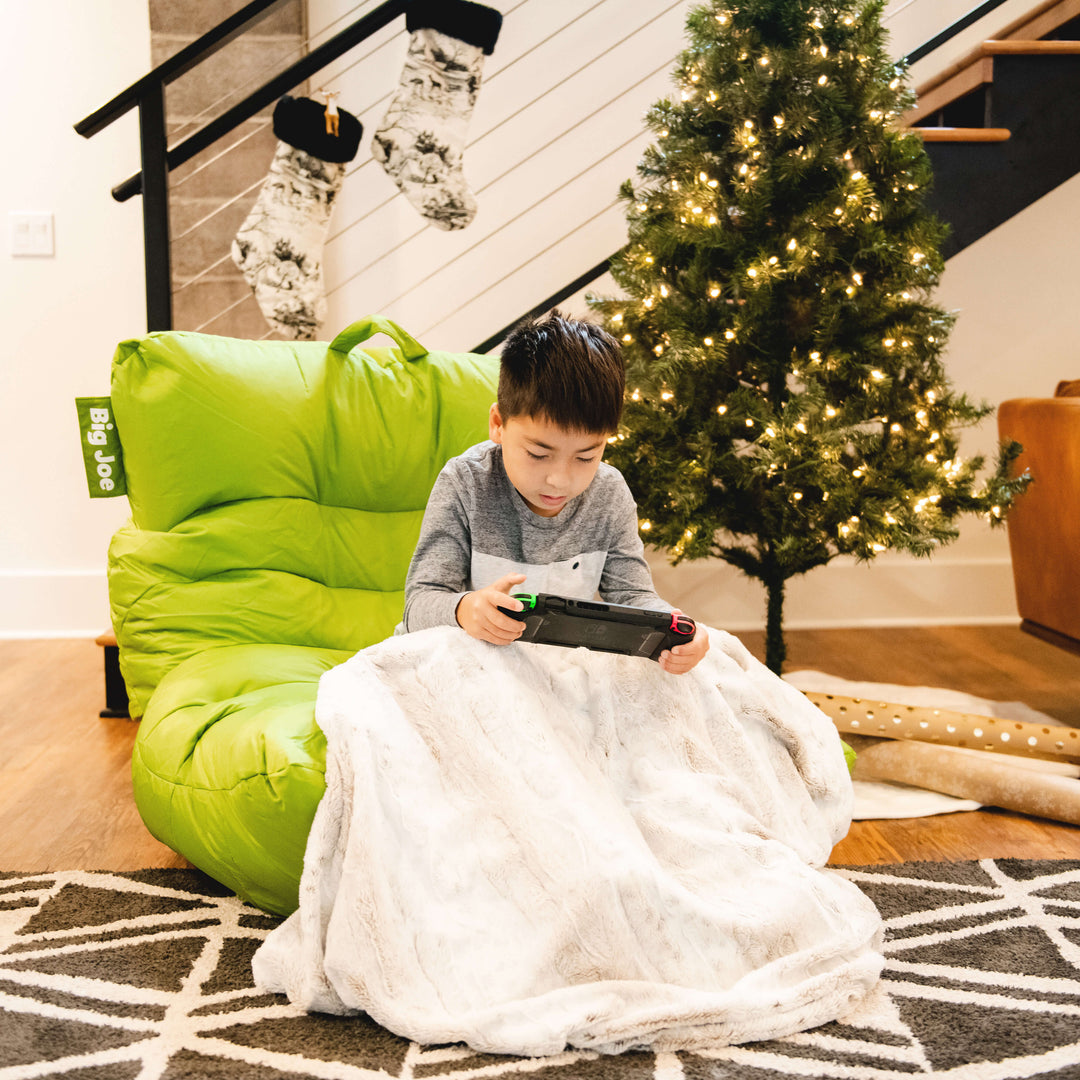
[914,126,1011,141]
[981,38,1080,53]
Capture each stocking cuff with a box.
[272,95,364,163]
[407,0,503,55]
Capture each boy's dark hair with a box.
[498,312,625,433]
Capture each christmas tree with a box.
[589,0,1029,673]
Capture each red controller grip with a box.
[669,610,696,636]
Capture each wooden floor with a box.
[2,625,1079,875]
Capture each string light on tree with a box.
[590,0,1029,673]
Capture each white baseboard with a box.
[764,611,1021,631]
[647,552,1020,633]
[0,570,111,639]
[0,557,1021,639]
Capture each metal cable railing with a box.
[166,0,380,146]
[326,9,682,294]
[169,0,530,258]
[172,0,536,334]
[375,130,646,318]
[904,0,1013,63]
[160,0,629,339]
[76,0,409,330]
[77,0,1020,341]
[108,0,410,203]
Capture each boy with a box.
[401,312,710,675]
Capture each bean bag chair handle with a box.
[329,315,428,361]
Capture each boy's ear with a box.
[488,402,504,443]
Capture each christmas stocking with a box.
[372,0,502,230]
[231,95,362,339]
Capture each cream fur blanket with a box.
[253,627,884,1056]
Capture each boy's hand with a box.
[659,623,710,675]
[455,573,528,645]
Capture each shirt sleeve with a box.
[598,480,671,611]
[401,467,472,632]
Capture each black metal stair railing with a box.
[77,0,1022,347]
[75,0,408,332]
[903,0,1013,64]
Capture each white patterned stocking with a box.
[231,144,344,340]
[372,1,502,230]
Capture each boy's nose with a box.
[545,465,569,488]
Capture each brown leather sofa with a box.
[998,384,1080,653]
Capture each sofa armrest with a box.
[998,397,1080,650]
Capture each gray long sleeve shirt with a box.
[401,441,667,632]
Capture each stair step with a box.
[906,58,993,124]
[917,32,1080,257]
[907,0,1080,125]
[912,126,1011,142]
[906,40,1080,125]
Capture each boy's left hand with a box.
[659,624,710,675]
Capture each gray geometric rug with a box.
[2,860,1078,1079]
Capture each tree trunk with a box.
[764,573,786,674]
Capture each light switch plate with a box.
[10,212,54,257]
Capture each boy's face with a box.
[489,405,608,517]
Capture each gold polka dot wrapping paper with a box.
[806,692,1080,824]
[804,692,1080,763]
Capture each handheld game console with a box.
[498,592,696,662]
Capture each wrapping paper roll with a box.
[846,734,1080,825]
[805,691,1080,765]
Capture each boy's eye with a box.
[577,457,597,464]
[526,451,548,461]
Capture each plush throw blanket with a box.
[253,627,884,1055]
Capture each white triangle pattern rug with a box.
[1,860,1078,1079]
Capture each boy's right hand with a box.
[455,573,528,645]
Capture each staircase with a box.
[905,0,1080,257]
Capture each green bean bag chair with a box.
[108,316,498,914]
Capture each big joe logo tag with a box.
[75,397,127,497]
